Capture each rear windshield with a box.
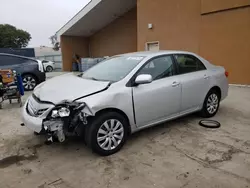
[82,56,144,82]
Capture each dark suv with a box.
[0,53,46,91]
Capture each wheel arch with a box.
[210,86,221,100]
[21,72,38,82]
[94,108,132,135]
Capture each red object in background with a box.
[225,71,229,77]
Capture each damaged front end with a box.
[42,101,93,144]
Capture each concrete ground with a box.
[0,85,250,188]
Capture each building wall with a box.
[60,36,89,71]
[137,0,250,84]
[89,8,137,57]
[137,0,201,53]
[201,0,250,14]
[200,6,250,84]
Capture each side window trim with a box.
[155,55,177,80]
[173,53,206,75]
[126,54,177,87]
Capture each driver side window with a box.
[138,55,175,80]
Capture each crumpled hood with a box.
[33,73,110,104]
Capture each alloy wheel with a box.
[97,119,124,151]
[23,76,37,90]
[207,93,219,114]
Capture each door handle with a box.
[172,81,180,87]
[204,75,210,79]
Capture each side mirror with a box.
[134,74,152,85]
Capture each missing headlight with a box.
[58,107,70,117]
[50,107,70,118]
[51,109,59,118]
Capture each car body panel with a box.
[178,70,211,113]
[133,75,181,127]
[21,51,228,135]
[33,73,110,104]
[76,82,135,129]
[22,96,55,133]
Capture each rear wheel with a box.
[85,112,128,156]
[22,74,37,91]
[200,89,220,118]
[46,66,53,72]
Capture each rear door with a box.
[132,55,181,127]
[174,54,210,113]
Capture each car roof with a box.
[121,50,197,57]
[119,50,213,68]
[0,53,37,61]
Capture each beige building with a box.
[55,0,250,84]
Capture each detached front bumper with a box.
[22,100,43,133]
[22,95,93,139]
[21,96,54,133]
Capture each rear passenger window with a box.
[0,55,19,65]
[174,54,206,74]
[0,55,29,66]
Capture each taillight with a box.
[225,71,229,77]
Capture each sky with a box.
[0,0,90,47]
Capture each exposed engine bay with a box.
[41,102,93,144]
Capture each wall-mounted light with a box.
[148,23,153,29]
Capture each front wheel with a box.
[85,112,128,156]
[200,89,220,118]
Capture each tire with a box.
[199,120,221,128]
[34,131,41,136]
[22,74,37,91]
[199,89,220,118]
[46,66,53,72]
[85,112,129,156]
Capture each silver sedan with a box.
[22,51,228,155]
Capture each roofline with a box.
[56,0,103,37]
[0,53,37,60]
[120,50,198,56]
[56,0,92,35]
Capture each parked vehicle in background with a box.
[42,60,55,72]
[21,51,228,155]
[0,53,46,91]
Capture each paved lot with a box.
[0,85,250,188]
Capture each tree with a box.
[0,24,31,48]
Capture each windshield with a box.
[82,56,144,82]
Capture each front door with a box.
[132,55,181,127]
